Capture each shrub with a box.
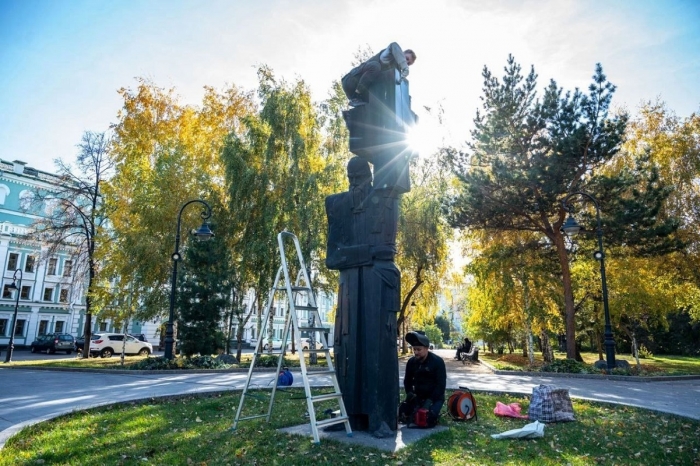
[128,355,235,371]
[253,355,294,368]
[541,358,592,374]
[637,344,653,359]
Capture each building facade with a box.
[0,158,332,351]
[0,160,86,347]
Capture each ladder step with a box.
[302,348,327,353]
[316,416,350,428]
[306,369,336,376]
[277,286,311,292]
[311,393,343,403]
[298,326,327,332]
[293,305,318,311]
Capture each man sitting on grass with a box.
[399,331,446,427]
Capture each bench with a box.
[460,346,479,364]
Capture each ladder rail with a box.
[233,231,352,443]
[233,265,284,430]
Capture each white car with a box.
[90,333,153,358]
[262,339,284,350]
[297,337,324,350]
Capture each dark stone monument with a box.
[326,69,416,437]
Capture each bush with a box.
[128,355,235,371]
[637,344,653,359]
[252,355,295,368]
[541,358,593,374]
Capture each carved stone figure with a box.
[326,65,415,438]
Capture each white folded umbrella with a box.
[491,420,545,440]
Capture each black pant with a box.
[342,61,382,101]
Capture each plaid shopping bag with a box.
[528,384,575,423]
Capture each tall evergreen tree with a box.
[177,227,232,356]
[446,56,680,359]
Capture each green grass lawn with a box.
[1,389,697,465]
[480,351,700,376]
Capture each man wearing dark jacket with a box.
[399,331,446,427]
[342,42,416,107]
[455,337,472,360]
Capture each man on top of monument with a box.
[342,42,416,107]
[399,331,446,427]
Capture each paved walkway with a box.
[1,350,699,449]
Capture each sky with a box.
[1,0,699,170]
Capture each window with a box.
[59,289,69,303]
[48,258,57,275]
[0,318,7,335]
[99,322,107,331]
[14,319,25,336]
[38,320,49,335]
[7,253,18,271]
[2,284,13,299]
[43,287,54,301]
[25,256,36,273]
[20,285,31,300]
[0,184,9,205]
[63,260,73,277]
[54,321,64,333]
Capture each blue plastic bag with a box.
[278,368,293,386]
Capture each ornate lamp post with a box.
[561,192,616,370]
[4,269,23,363]
[164,200,214,360]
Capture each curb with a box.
[477,359,700,382]
[0,365,335,375]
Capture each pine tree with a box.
[177,226,232,356]
[446,56,680,360]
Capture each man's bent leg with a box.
[356,61,381,101]
[342,73,358,100]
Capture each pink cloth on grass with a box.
[494,401,529,419]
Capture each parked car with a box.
[262,339,284,350]
[89,333,153,358]
[75,337,85,353]
[30,333,75,355]
[298,337,324,350]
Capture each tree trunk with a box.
[540,330,554,364]
[235,324,245,362]
[596,328,603,361]
[553,233,578,360]
[526,321,535,366]
[631,332,641,371]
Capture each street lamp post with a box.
[561,192,616,370]
[164,200,214,360]
[4,269,23,363]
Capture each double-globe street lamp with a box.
[561,192,616,370]
[3,269,23,363]
[164,200,214,360]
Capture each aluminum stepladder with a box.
[232,231,352,443]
